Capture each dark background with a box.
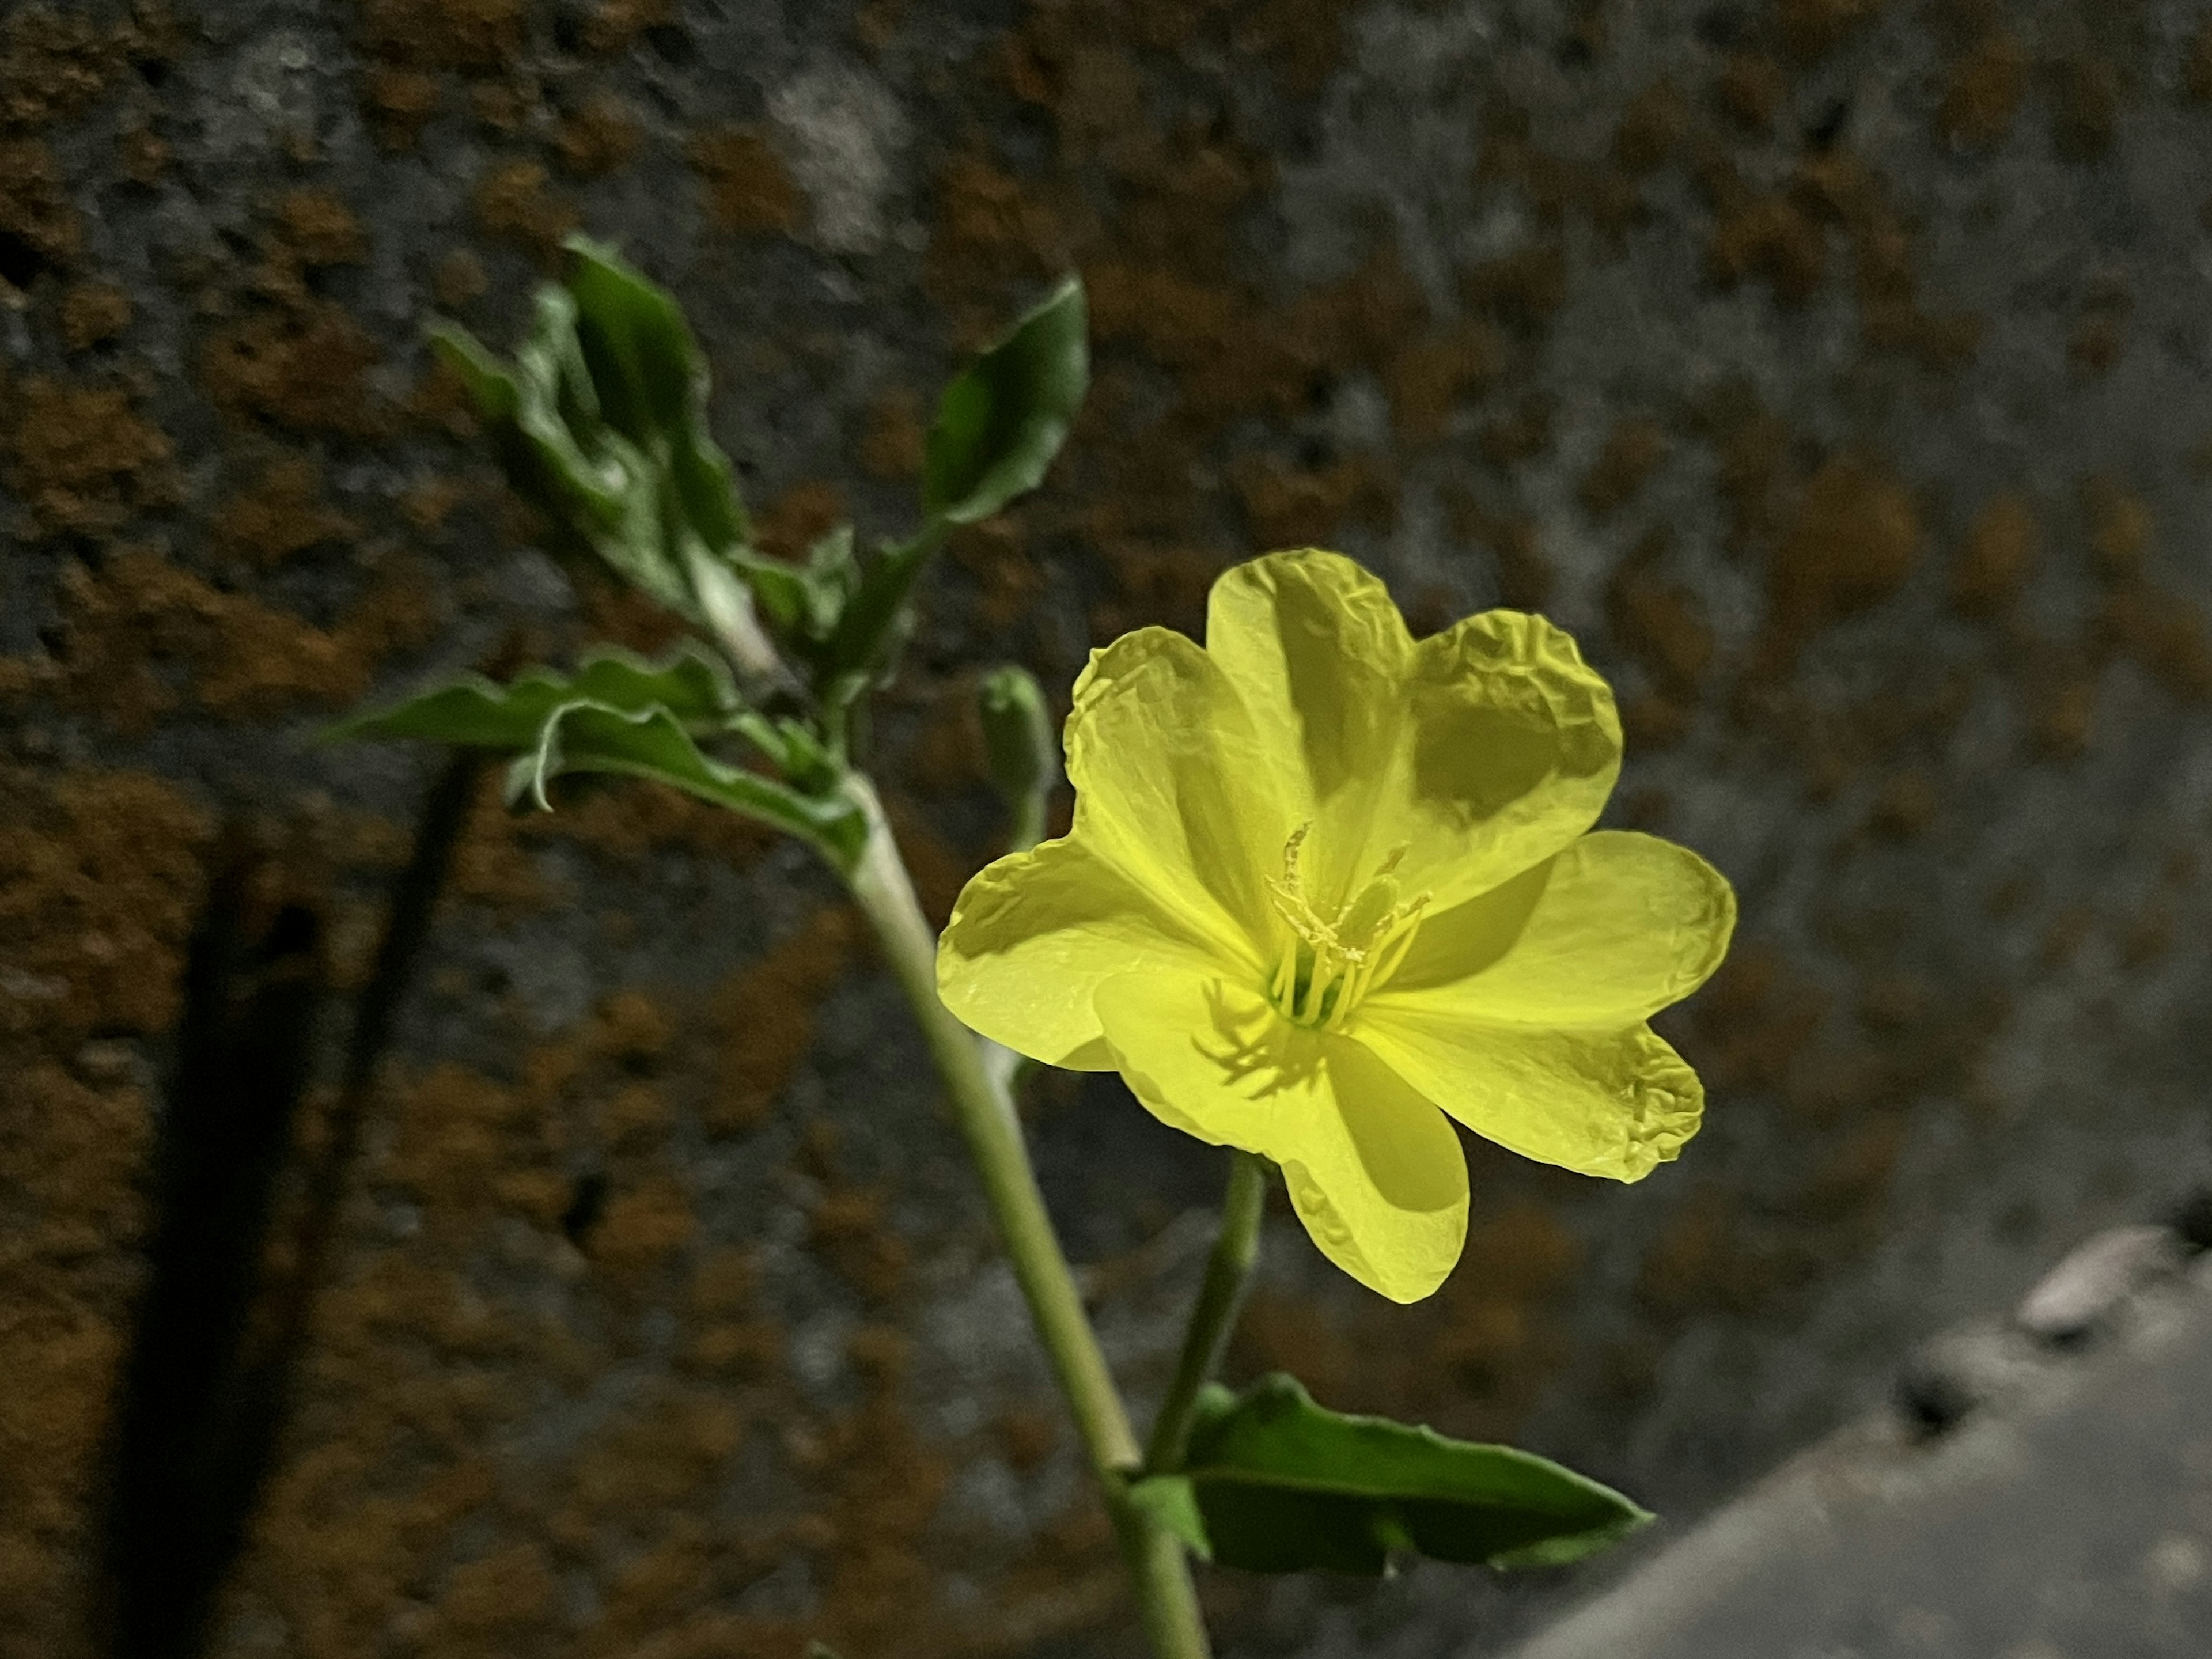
[5,0,2212,1654]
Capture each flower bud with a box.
[977,665,1058,850]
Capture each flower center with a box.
[1264,825,1430,1031]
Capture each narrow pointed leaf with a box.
[1153,1374,1650,1575]
[670,435,748,554]
[327,643,739,749]
[524,283,604,435]
[922,275,1088,527]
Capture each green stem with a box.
[1006,787,1048,859]
[839,780,1209,1659]
[1145,1150,1269,1473]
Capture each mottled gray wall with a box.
[5,0,2212,1655]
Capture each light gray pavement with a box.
[1503,1240,2212,1659]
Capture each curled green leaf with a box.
[513,700,865,862]
[325,643,740,751]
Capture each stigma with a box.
[1264,825,1430,1031]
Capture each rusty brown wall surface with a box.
[5,0,2212,1654]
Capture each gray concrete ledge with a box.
[1505,1226,2212,1659]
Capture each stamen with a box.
[1262,831,1430,1031]
[1370,900,1428,983]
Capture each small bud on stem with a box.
[978,665,1058,853]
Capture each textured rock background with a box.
[5,0,2212,1655]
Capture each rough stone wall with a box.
[5,0,2212,1655]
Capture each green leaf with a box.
[813,279,1089,696]
[436,311,636,573]
[429,323,520,426]
[799,524,861,638]
[728,522,859,647]
[564,236,693,443]
[729,550,809,636]
[450,287,698,618]
[817,525,935,693]
[328,647,861,861]
[922,275,1088,527]
[428,244,755,642]
[513,700,865,861]
[1145,1374,1650,1576]
[326,643,740,749]
[565,235,749,551]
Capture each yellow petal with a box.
[1206,552,1620,914]
[1395,609,1622,911]
[1205,550,1412,902]
[937,836,1230,1069]
[1066,626,1285,961]
[1094,966,1468,1302]
[1381,831,1737,1026]
[1355,1006,1701,1183]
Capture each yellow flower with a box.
[937,551,1735,1302]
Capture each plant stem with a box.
[840,781,1210,1659]
[1145,1150,1269,1473]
